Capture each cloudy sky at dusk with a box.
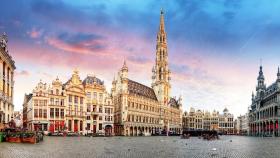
[1,0,280,116]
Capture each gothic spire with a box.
[159,8,165,33]
[256,63,265,91]
[121,59,128,71]
[152,9,171,104]
[257,65,264,81]
[277,66,280,82]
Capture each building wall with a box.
[0,33,15,130]
[249,66,280,137]
[84,75,114,135]
[64,70,86,133]
[182,107,235,134]
[48,78,66,132]
[26,81,49,131]
[23,71,114,135]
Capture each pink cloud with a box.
[45,37,105,55]
[27,28,43,38]
[15,70,30,77]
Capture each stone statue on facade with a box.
[0,32,8,52]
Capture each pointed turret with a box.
[256,65,265,91]
[159,8,165,33]
[120,59,128,79]
[121,60,128,71]
[277,67,280,82]
[257,65,264,81]
[256,64,266,98]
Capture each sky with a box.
[1,0,280,117]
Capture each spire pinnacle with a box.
[73,68,79,75]
[277,66,280,81]
[159,9,165,32]
[123,59,126,67]
[121,59,128,71]
[258,64,264,80]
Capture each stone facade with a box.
[236,113,249,135]
[182,107,234,134]
[249,65,280,137]
[0,33,16,130]
[49,77,66,132]
[83,75,114,136]
[112,10,183,136]
[64,70,86,134]
[23,81,49,131]
[23,71,114,135]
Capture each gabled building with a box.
[83,75,114,136]
[63,70,86,133]
[24,80,49,131]
[182,107,234,134]
[23,70,113,135]
[48,77,66,132]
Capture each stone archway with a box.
[134,127,138,136]
[130,126,133,136]
[105,125,113,136]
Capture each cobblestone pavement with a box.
[1,136,280,158]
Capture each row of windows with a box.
[263,95,277,107]
[50,89,62,95]
[34,99,65,106]
[86,105,103,113]
[34,109,47,118]
[105,108,113,114]
[105,116,113,121]
[86,123,103,131]
[86,92,103,101]
[128,101,159,113]
[49,108,64,118]
[34,91,47,97]
[67,106,84,116]
[68,95,84,104]
[127,115,159,124]
[219,123,234,128]
[50,98,64,106]
[34,100,47,106]
[86,115,113,121]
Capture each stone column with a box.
[71,120,74,132]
